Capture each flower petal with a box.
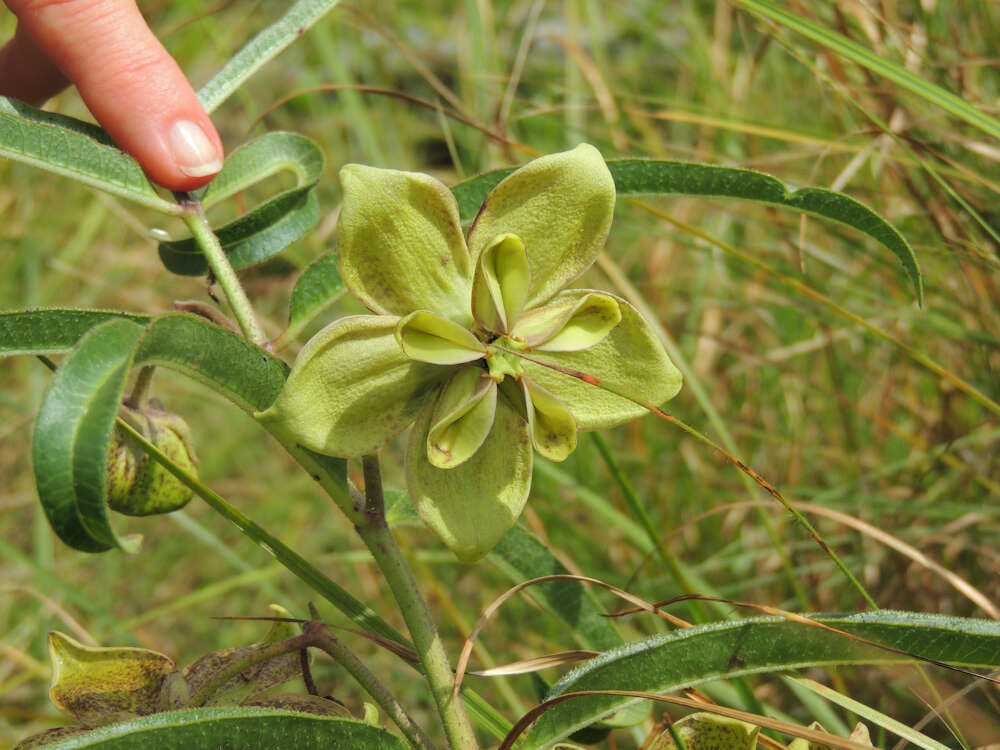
[427,367,497,469]
[407,388,532,563]
[337,164,472,319]
[471,233,530,334]
[467,143,615,308]
[521,377,577,461]
[256,316,448,457]
[396,311,487,365]
[519,293,682,429]
[513,291,621,352]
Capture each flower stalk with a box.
[357,455,478,750]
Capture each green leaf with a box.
[159,133,324,276]
[282,251,347,344]
[15,707,407,750]
[160,191,319,276]
[0,98,176,215]
[133,314,289,413]
[0,309,150,359]
[452,158,922,304]
[734,0,1000,144]
[202,133,325,209]
[32,319,145,552]
[526,612,1000,749]
[0,310,287,413]
[197,0,345,114]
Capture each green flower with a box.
[258,144,682,562]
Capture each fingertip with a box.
[7,0,225,191]
[155,116,225,191]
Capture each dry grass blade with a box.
[468,650,600,678]
[499,689,880,750]
[452,574,691,699]
[625,499,1000,620]
[250,84,534,154]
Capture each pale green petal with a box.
[427,367,497,469]
[407,390,532,563]
[471,233,530,334]
[521,377,577,461]
[337,165,472,319]
[513,291,621,352]
[396,311,487,365]
[519,293,682,429]
[256,316,448,457]
[467,144,615,308]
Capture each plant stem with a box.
[310,623,436,750]
[125,365,155,409]
[186,632,314,707]
[357,454,478,750]
[114,418,411,649]
[178,195,268,347]
[184,622,434,750]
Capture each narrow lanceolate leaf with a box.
[14,708,406,750]
[0,309,150,359]
[159,133,324,275]
[0,98,176,215]
[133,314,289,413]
[197,0,344,113]
[32,319,145,552]
[525,612,1000,749]
[451,158,922,304]
[282,251,347,344]
[1,309,288,413]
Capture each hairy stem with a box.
[356,454,478,750]
[177,195,268,347]
[309,622,436,750]
[184,620,433,750]
[124,366,156,409]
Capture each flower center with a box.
[485,341,524,382]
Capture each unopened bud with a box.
[106,406,197,516]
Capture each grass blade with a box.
[734,0,1000,142]
[197,0,344,114]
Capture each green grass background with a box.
[1,1,998,747]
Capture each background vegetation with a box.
[1,0,998,747]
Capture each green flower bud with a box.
[106,406,197,516]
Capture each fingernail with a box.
[168,120,223,177]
